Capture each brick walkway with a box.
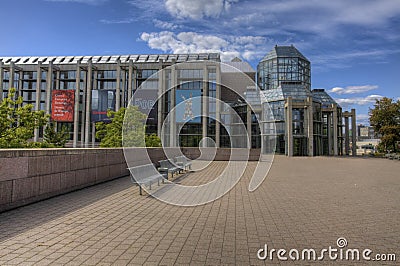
[0,156,399,265]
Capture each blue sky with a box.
[2,0,400,124]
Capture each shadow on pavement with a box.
[0,176,131,243]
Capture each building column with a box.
[115,59,121,111]
[92,69,97,147]
[0,60,3,100]
[73,61,81,148]
[9,62,15,91]
[121,68,126,108]
[247,105,252,148]
[34,62,42,142]
[157,60,164,137]
[261,108,265,154]
[84,59,92,147]
[215,64,221,148]
[93,70,97,90]
[18,67,23,101]
[45,62,53,115]
[133,66,137,96]
[344,116,350,155]
[169,63,176,147]
[202,65,208,147]
[160,70,166,139]
[351,109,357,156]
[285,97,293,156]
[80,71,86,146]
[307,97,313,156]
[128,59,133,104]
[327,113,332,155]
[332,104,338,156]
[55,67,60,90]
[92,122,96,148]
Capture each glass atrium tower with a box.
[254,45,354,156]
[257,45,310,91]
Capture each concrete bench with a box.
[159,159,180,177]
[128,164,167,195]
[175,155,192,171]
[386,153,396,160]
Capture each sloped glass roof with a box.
[261,88,284,102]
[260,45,309,62]
[312,89,340,108]
[261,83,311,102]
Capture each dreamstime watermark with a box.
[257,237,397,262]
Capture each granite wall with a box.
[0,148,260,212]
[0,148,128,212]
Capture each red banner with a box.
[51,90,75,122]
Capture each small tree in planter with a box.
[43,122,70,147]
[0,88,49,148]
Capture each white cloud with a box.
[335,94,383,108]
[231,0,400,33]
[162,0,400,27]
[357,114,370,120]
[329,85,378,95]
[165,0,238,19]
[132,0,399,71]
[140,31,268,61]
[153,19,179,30]
[332,0,400,26]
[127,0,166,20]
[100,18,135,24]
[46,0,107,5]
[356,114,370,125]
[312,49,400,64]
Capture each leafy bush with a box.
[145,133,162,147]
[96,106,162,148]
[369,97,400,153]
[43,122,69,147]
[0,88,49,148]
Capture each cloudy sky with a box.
[2,0,400,124]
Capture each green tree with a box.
[123,106,147,147]
[369,97,400,152]
[0,88,49,148]
[95,106,162,148]
[96,108,127,147]
[43,122,70,147]
[145,133,162,147]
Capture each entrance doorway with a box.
[293,137,308,156]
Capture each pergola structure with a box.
[343,109,357,156]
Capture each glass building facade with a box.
[258,45,311,91]
[255,45,346,156]
[0,47,354,155]
[0,54,222,148]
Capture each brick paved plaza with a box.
[0,156,399,265]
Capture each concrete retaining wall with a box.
[0,147,261,212]
[0,148,128,212]
[125,147,261,166]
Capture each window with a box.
[139,80,158,90]
[97,70,116,79]
[178,69,203,79]
[137,69,158,79]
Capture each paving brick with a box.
[0,157,399,265]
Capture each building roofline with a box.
[259,45,309,63]
[0,53,221,65]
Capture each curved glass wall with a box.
[261,101,285,154]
